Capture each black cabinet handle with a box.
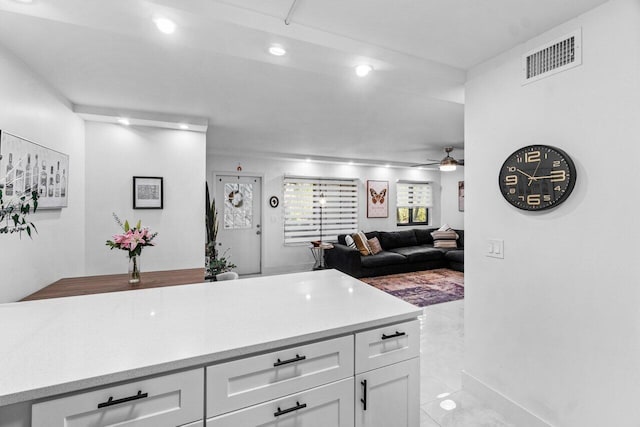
[381,331,406,340]
[274,354,306,367]
[274,401,307,417]
[360,380,367,411]
[97,390,148,409]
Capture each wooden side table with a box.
[21,268,206,301]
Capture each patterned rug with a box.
[360,268,464,307]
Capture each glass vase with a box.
[128,255,141,284]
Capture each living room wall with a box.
[0,44,85,303]
[439,167,464,230]
[464,0,640,425]
[84,122,206,276]
[207,153,443,274]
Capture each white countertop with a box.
[0,269,421,406]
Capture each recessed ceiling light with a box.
[355,64,373,77]
[117,118,130,126]
[268,45,286,56]
[179,124,189,130]
[154,17,176,35]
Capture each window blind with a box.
[396,182,433,208]
[283,176,358,245]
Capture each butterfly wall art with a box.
[367,180,389,218]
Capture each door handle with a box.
[381,331,406,340]
[256,230,262,235]
[97,390,148,409]
[274,354,306,367]
[274,401,307,417]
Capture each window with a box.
[283,176,358,245]
[396,181,432,226]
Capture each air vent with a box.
[522,29,582,84]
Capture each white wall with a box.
[207,154,443,274]
[84,122,206,275]
[0,44,85,303]
[464,0,640,425]
[440,168,464,229]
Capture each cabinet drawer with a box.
[355,319,420,373]
[32,368,204,427]
[206,378,354,427]
[206,335,353,417]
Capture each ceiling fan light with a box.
[439,157,458,171]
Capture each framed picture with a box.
[458,181,464,212]
[133,176,163,209]
[367,180,388,218]
[0,130,69,209]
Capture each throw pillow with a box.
[367,237,383,255]
[352,231,372,256]
[431,229,458,249]
[345,235,357,249]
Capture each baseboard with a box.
[461,371,552,427]
[260,263,314,276]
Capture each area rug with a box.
[359,268,464,307]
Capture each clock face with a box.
[499,145,576,211]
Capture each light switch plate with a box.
[486,239,504,259]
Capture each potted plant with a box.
[205,183,236,278]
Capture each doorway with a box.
[215,175,262,275]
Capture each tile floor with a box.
[419,300,514,427]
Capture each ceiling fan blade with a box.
[458,159,465,166]
[411,161,440,167]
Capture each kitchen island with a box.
[0,269,422,426]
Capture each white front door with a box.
[215,175,262,275]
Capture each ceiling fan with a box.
[412,146,464,171]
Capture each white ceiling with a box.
[0,0,608,165]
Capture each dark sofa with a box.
[325,228,464,278]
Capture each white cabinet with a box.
[355,358,420,427]
[31,368,203,427]
[354,320,420,427]
[27,321,418,427]
[207,335,353,417]
[206,378,353,427]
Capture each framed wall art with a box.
[367,180,388,218]
[0,130,69,209]
[458,181,464,212]
[133,176,163,209]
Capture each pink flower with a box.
[106,215,157,256]
[113,232,132,249]
[129,229,145,252]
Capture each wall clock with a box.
[499,145,576,211]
